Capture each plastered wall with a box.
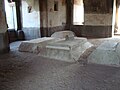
[40,0,67,37]
[47,0,66,27]
[22,0,41,39]
[72,0,113,38]
[85,14,112,26]
[84,0,113,26]
[22,0,40,28]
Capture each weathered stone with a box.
[51,31,75,39]
[19,37,55,53]
[19,31,93,62]
[38,37,93,62]
[88,41,120,66]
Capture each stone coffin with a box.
[88,41,120,66]
[38,37,93,62]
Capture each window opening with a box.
[4,0,17,30]
[73,0,84,25]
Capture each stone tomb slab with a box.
[38,37,93,62]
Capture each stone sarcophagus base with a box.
[19,31,93,62]
[38,37,93,62]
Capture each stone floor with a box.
[0,36,120,90]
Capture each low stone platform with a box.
[19,37,55,53]
[38,37,93,62]
[88,41,120,66]
[19,31,75,53]
[19,31,93,62]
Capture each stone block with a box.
[19,37,55,53]
[88,41,120,66]
[38,37,93,62]
[19,31,93,62]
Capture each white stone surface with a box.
[88,41,120,66]
[22,0,40,28]
[19,37,55,53]
[51,31,75,39]
[19,31,75,53]
[38,37,93,62]
[47,0,66,27]
[19,31,93,62]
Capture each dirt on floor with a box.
[0,37,120,90]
